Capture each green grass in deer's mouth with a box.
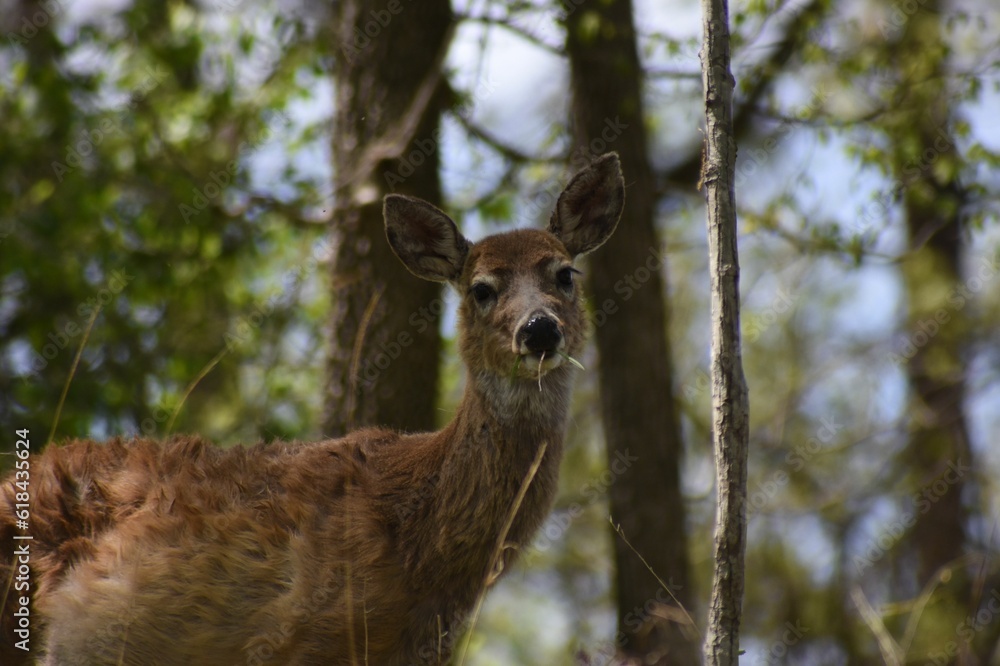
[509,352,585,383]
[509,355,523,383]
[558,352,585,371]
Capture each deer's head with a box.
[384,153,624,382]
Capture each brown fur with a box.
[0,154,624,665]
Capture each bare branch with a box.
[450,111,558,164]
[454,12,563,56]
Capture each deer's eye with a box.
[470,283,496,305]
[556,267,579,289]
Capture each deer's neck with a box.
[405,365,574,598]
[468,364,575,437]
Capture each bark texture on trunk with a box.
[564,1,698,662]
[323,0,453,436]
[699,0,750,664]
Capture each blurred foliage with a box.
[1,0,1000,664]
[0,0,331,450]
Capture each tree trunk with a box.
[323,0,453,436]
[699,0,750,664]
[564,1,698,662]
[885,1,978,660]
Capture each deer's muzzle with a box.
[516,314,562,356]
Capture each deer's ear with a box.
[384,195,470,283]
[548,152,624,258]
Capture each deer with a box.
[0,153,624,665]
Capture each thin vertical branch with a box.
[700,0,750,662]
[165,346,230,436]
[48,303,102,445]
[850,586,903,665]
[458,440,549,666]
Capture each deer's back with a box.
[0,434,441,665]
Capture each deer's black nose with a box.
[519,315,562,355]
